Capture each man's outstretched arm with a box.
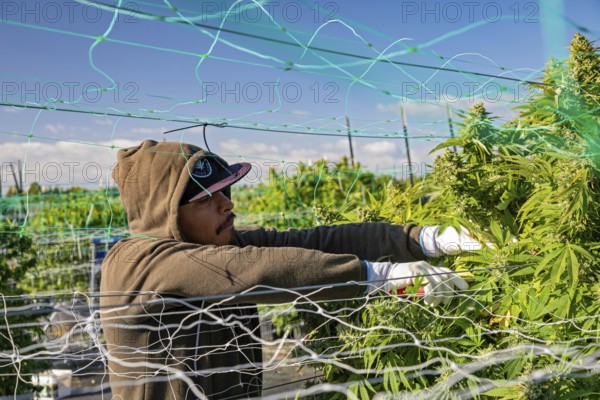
[234,222,426,263]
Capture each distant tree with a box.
[64,187,88,194]
[5,186,20,197]
[28,182,42,195]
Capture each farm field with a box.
[1,2,599,398]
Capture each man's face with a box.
[178,190,236,246]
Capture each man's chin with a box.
[217,227,235,246]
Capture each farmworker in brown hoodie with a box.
[100,139,475,399]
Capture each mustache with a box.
[217,212,236,234]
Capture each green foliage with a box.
[0,188,128,236]
[0,188,127,294]
[256,33,600,399]
[21,239,94,293]
[233,156,400,229]
[0,221,50,395]
[26,189,128,234]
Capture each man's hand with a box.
[420,225,484,257]
[365,261,469,306]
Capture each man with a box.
[100,139,474,399]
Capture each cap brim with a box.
[188,162,252,202]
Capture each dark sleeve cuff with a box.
[403,223,427,260]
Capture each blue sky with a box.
[1,0,599,189]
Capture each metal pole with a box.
[90,242,96,307]
[345,116,356,168]
[400,105,415,186]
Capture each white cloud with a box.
[0,139,139,191]
[44,124,66,134]
[363,141,397,156]
[42,124,90,134]
[213,137,435,183]
[93,118,115,126]
[2,107,19,113]
[0,135,443,193]
[218,139,281,159]
[291,110,311,116]
[377,97,517,123]
[130,127,168,134]
[375,103,397,113]
[376,100,448,119]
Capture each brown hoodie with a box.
[100,140,425,399]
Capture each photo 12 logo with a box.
[401,81,540,104]
[239,161,434,186]
[1,161,115,186]
[400,1,539,23]
[1,1,139,24]
[200,81,340,104]
[1,81,139,104]
[199,1,339,24]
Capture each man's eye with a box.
[189,196,210,206]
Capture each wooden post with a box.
[345,116,356,169]
[9,162,22,193]
[400,105,415,186]
[8,161,23,220]
[17,160,23,193]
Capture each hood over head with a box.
[112,140,251,241]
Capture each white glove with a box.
[365,260,469,306]
[419,225,482,257]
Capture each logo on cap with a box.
[192,159,212,178]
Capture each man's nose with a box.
[216,191,234,212]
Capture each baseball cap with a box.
[180,156,252,204]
